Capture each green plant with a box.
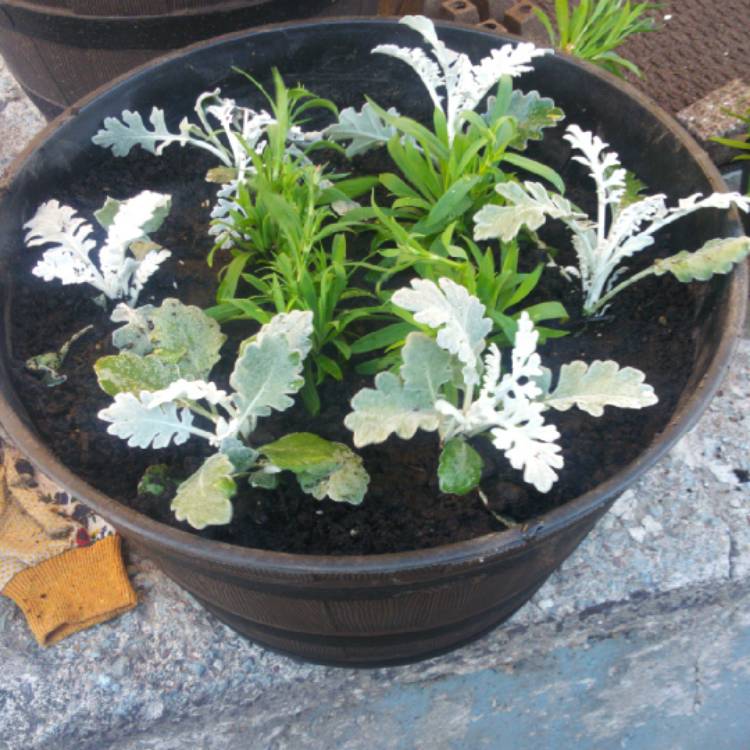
[711,108,750,194]
[367,86,564,244]
[202,72,384,413]
[354,206,567,365]
[534,0,660,78]
[326,16,564,245]
[325,15,569,369]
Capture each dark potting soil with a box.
[9,145,701,555]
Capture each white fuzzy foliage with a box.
[373,15,550,141]
[171,454,236,530]
[25,191,172,305]
[93,90,275,176]
[252,310,314,360]
[95,89,326,251]
[224,335,305,441]
[475,123,750,313]
[146,379,230,409]
[98,391,208,449]
[100,308,312,453]
[348,281,657,494]
[98,307,367,519]
[324,103,399,157]
[540,360,658,417]
[474,181,586,242]
[392,277,491,388]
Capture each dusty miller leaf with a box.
[564,124,627,208]
[249,470,280,490]
[149,299,226,380]
[92,108,183,157]
[490,409,563,494]
[251,310,314,359]
[325,103,399,157]
[541,360,658,417]
[485,90,564,150]
[98,391,197,449]
[260,432,340,473]
[111,299,225,381]
[219,437,259,473]
[473,181,583,242]
[392,277,491,388]
[652,236,750,283]
[373,15,550,141]
[296,444,370,506]
[24,201,105,291]
[438,438,483,495]
[227,335,305,438]
[171,454,236,530]
[345,371,440,447]
[260,433,369,505]
[111,303,154,354]
[94,191,171,242]
[25,192,172,304]
[95,351,180,396]
[400,332,454,403]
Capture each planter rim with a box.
[0,17,746,576]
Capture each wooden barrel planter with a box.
[0,19,745,666]
[0,0,378,118]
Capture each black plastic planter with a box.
[0,19,746,667]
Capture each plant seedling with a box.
[25,324,94,387]
[474,124,750,315]
[97,300,369,528]
[346,277,656,496]
[24,191,172,306]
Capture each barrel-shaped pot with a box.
[0,20,746,666]
[0,0,362,117]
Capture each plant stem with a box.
[586,265,656,315]
[478,489,519,528]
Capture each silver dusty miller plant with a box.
[24,190,172,305]
[326,15,551,152]
[474,123,750,315]
[345,277,657,495]
[96,301,368,529]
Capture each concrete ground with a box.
[0,56,749,750]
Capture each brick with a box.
[502,1,547,42]
[440,0,481,24]
[477,18,509,34]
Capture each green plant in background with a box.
[711,108,750,194]
[534,0,661,78]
